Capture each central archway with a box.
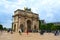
[27,20,32,32]
[20,24,24,32]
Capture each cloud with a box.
[38,0,60,22]
[0,0,60,28]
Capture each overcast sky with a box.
[0,0,60,28]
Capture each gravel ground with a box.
[0,31,60,40]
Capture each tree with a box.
[55,25,60,30]
[40,24,47,30]
[46,23,54,30]
[51,25,57,31]
[3,27,7,31]
[0,24,3,30]
[39,20,41,30]
[39,20,47,30]
[51,25,60,31]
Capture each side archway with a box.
[14,24,16,32]
[33,25,37,32]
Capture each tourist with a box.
[27,30,28,35]
[11,29,13,34]
[40,30,45,35]
[54,30,58,36]
[19,29,22,35]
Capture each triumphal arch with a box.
[12,8,39,32]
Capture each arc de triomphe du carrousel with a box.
[12,8,39,32]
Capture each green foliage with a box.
[0,24,3,30]
[56,25,60,30]
[51,25,60,30]
[3,27,7,31]
[51,25,57,30]
[46,23,54,30]
[40,24,47,30]
[39,20,60,31]
[39,20,41,29]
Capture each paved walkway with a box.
[0,31,60,40]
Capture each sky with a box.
[0,0,60,28]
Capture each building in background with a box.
[52,22,60,26]
[40,20,46,24]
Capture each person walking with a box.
[27,30,28,35]
[19,29,22,35]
